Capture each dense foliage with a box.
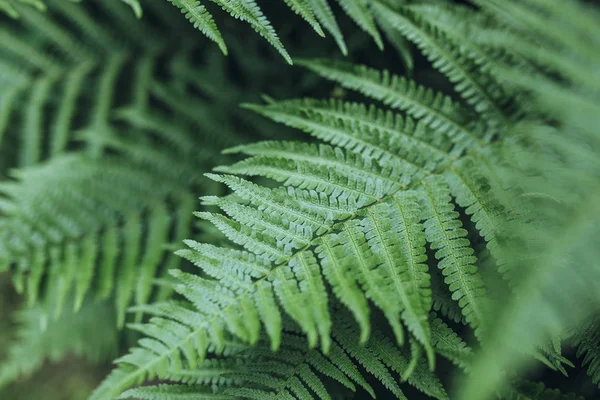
[0,0,598,399]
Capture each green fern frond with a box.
[0,0,396,62]
[360,195,434,365]
[0,155,198,324]
[455,1,600,394]
[283,0,324,37]
[243,98,456,168]
[334,0,382,50]
[444,156,509,271]
[371,1,514,123]
[2,1,596,399]
[107,313,460,400]
[430,268,467,325]
[306,0,346,55]
[428,313,472,371]
[98,44,516,394]
[222,141,410,200]
[421,175,487,336]
[167,0,228,55]
[296,59,485,153]
[406,3,530,81]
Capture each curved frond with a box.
[167,0,227,55]
[107,314,457,400]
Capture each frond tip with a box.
[168,0,228,55]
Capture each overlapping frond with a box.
[103,313,464,400]
[420,175,487,337]
[371,1,514,124]
[168,0,228,55]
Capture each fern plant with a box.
[1,0,599,399]
[90,0,599,398]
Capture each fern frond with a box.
[444,156,509,272]
[296,59,484,152]
[283,0,324,37]
[360,196,434,365]
[334,0,382,50]
[406,3,531,81]
[243,98,456,169]
[306,0,346,54]
[421,175,487,336]
[108,312,459,400]
[372,1,513,123]
[221,141,408,205]
[3,0,388,61]
[98,171,484,396]
[95,43,530,393]
[0,155,198,324]
[212,0,292,64]
[0,1,253,323]
[429,313,472,371]
[1,0,595,399]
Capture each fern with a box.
[1,0,599,399]
[295,59,485,152]
[0,155,199,324]
[95,1,600,397]
[371,1,514,123]
[96,17,515,395]
[110,312,459,400]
